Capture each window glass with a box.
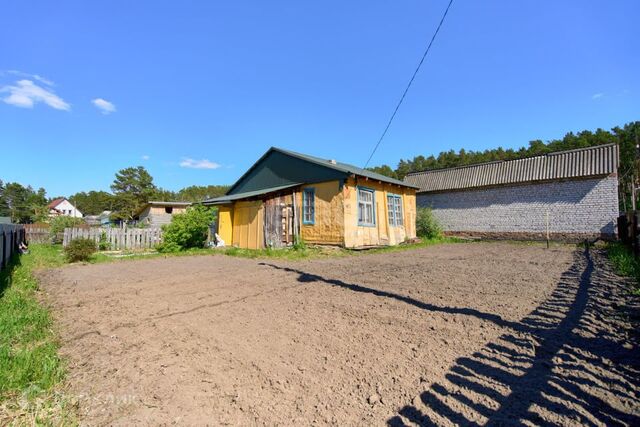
[357,188,375,226]
[387,194,404,226]
[303,188,315,224]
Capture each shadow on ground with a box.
[261,246,640,425]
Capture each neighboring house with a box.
[99,210,113,227]
[404,143,619,241]
[84,210,113,227]
[134,202,191,227]
[48,197,83,218]
[203,147,418,249]
[0,217,12,224]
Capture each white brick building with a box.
[404,144,619,241]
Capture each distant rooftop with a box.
[404,143,619,193]
[146,201,192,206]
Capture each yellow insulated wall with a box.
[217,205,234,245]
[342,178,416,248]
[298,180,344,245]
[231,200,264,249]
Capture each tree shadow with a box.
[259,262,522,331]
[260,246,640,425]
[387,246,640,426]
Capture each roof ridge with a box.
[257,147,416,188]
[404,143,618,193]
[405,143,619,177]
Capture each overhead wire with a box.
[364,0,454,168]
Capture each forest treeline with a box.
[2,121,638,223]
[369,121,639,210]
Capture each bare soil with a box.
[39,242,640,426]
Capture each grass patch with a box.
[48,236,460,266]
[217,237,459,260]
[219,245,343,260]
[0,244,76,425]
[606,242,640,295]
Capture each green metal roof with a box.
[274,147,416,188]
[220,147,417,200]
[203,183,301,205]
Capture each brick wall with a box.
[417,175,619,239]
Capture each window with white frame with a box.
[387,194,404,226]
[302,188,315,225]
[357,187,375,226]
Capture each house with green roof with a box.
[203,147,418,249]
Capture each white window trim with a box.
[357,186,376,227]
[387,194,404,227]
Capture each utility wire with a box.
[364,0,454,168]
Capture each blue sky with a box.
[1,1,638,197]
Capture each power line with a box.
[364,0,454,168]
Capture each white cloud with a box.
[592,93,604,100]
[5,70,55,86]
[142,155,150,160]
[179,158,221,169]
[0,79,70,110]
[92,98,116,114]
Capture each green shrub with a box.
[64,238,97,262]
[416,207,442,239]
[98,232,110,251]
[292,235,307,251]
[157,205,216,252]
[49,216,85,243]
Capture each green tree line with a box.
[0,181,48,223]
[3,121,638,223]
[0,168,229,223]
[369,121,639,210]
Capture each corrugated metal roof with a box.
[404,143,619,193]
[203,183,302,205]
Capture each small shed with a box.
[134,202,191,227]
[203,147,418,249]
[99,210,113,227]
[404,144,620,241]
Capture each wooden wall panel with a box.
[298,180,344,245]
[217,205,233,245]
[342,177,416,248]
[232,201,264,249]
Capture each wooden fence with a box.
[0,224,25,273]
[25,224,53,244]
[618,212,639,255]
[62,227,163,251]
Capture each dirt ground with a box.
[40,242,640,426]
